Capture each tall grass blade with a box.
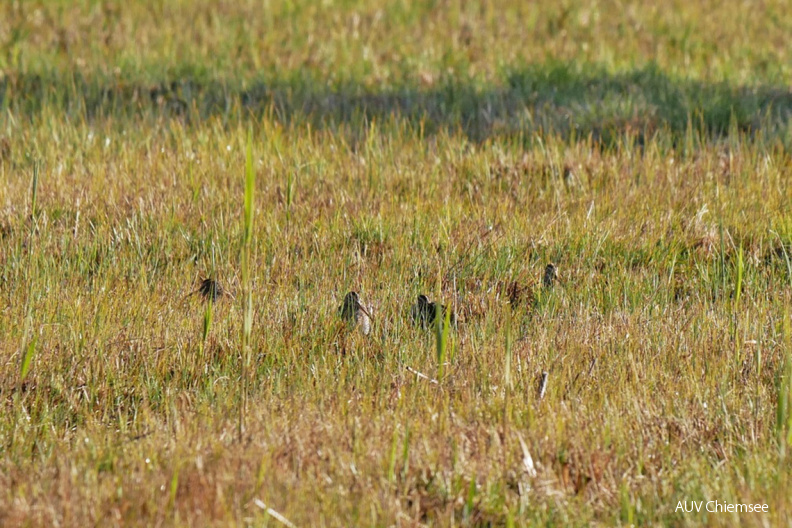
[778,310,792,456]
[504,309,512,391]
[19,336,36,381]
[733,244,744,307]
[400,427,411,478]
[435,303,451,380]
[718,222,726,300]
[503,308,513,436]
[772,230,792,288]
[202,297,213,344]
[779,354,792,452]
[30,163,39,220]
[387,428,399,483]
[20,163,40,383]
[240,127,256,440]
[168,465,180,511]
[244,132,255,247]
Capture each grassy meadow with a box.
[2,0,792,525]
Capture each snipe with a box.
[339,291,372,335]
[191,277,232,302]
[410,294,456,330]
[542,263,559,289]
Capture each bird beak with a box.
[358,302,373,318]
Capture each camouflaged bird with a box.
[410,294,456,330]
[187,277,233,302]
[339,291,372,335]
[500,263,560,310]
[542,263,559,289]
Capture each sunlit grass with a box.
[1,0,792,526]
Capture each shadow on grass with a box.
[3,62,791,147]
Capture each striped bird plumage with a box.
[339,291,371,335]
[190,277,234,302]
[542,263,558,288]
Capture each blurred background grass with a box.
[2,0,791,144]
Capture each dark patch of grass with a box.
[2,62,791,147]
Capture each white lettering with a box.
[680,500,768,514]
[677,501,703,513]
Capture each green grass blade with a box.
[244,130,255,246]
[733,244,744,307]
[30,163,39,220]
[435,303,451,380]
[239,127,256,440]
[20,337,35,381]
[779,311,792,454]
[773,231,792,288]
[202,298,213,343]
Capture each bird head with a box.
[343,291,372,317]
[344,291,359,303]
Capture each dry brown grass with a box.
[1,0,792,526]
